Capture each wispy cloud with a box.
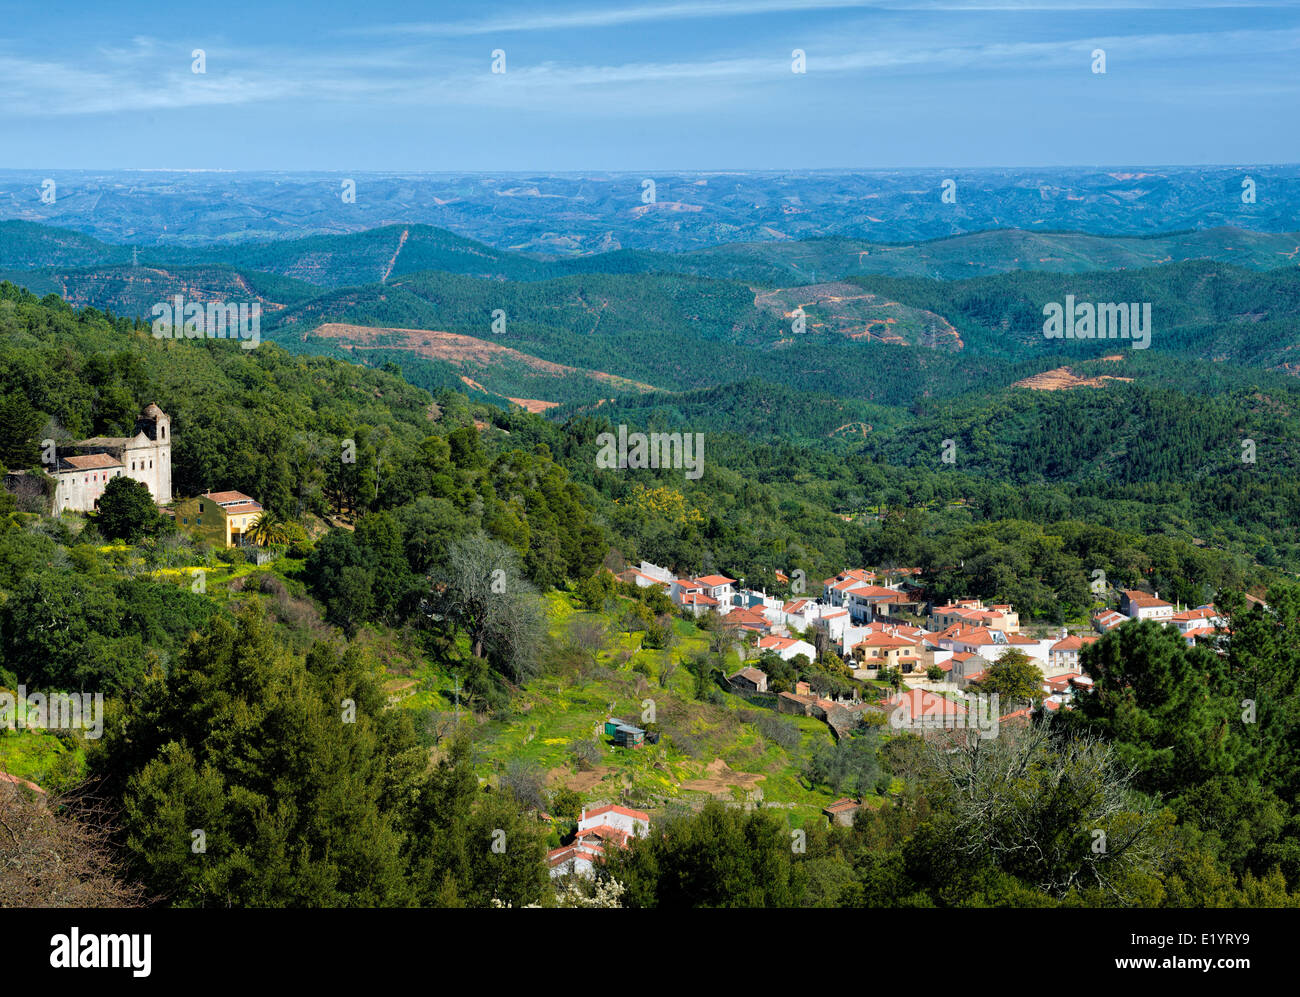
[2,19,1297,116]
[349,0,1297,37]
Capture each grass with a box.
[402,589,851,827]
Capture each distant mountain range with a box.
[2,216,1298,416]
[2,166,1299,251]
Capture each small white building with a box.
[1122,589,1174,622]
[1049,633,1099,673]
[756,634,817,662]
[549,804,651,880]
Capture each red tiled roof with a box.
[1052,635,1098,651]
[680,592,719,606]
[1123,589,1172,608]
[855,632,917,649]
[576,825,631,847]
[583,804,650,823]
[1046,673,1082,691]
[884,689,968,717]
[695,574,736,587]
[61,453,122,470]
[846,584,905,601]
[547,843,605,868]
[202,490,258,505]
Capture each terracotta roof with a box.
[680,592,719,606]
[694,574,736,587]
[548,843,605,868]
[583,804,650,823]
[823,798,860,814]
[1093,610,1128,630]
[61,453,122,470]
[885,689,968,717]
[950,628,1002,645]
[576,825,631,847]
[823,569,876,586]
[855,633,917,648]
[1046,672,1082,691]
[1123,589,1172,608]
[202,490,258,505]
[846,584,905,601]
[1052,635,1098,651]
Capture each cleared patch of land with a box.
[308,322,660,407]
[754,282,963,351]
[1013,363,1134,391]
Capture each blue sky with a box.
[0,0,1297,170]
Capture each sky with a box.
[0,0,1297,170]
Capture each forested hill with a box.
[4,218,1300,287]
[1,281,1292,617]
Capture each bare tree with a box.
[924,720,1167,901]
[501,760,548,813]
[433,532,547,682]
[567,614,609,665]
[0,780,147,908]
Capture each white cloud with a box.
[1,22,1296,117]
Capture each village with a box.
[0,401,1248,889]
[545,559,1233,878]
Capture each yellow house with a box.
[852,632,926,673]
[174,490,263,548]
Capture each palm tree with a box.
[246,510,290,547]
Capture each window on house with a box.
[149,460,153,468]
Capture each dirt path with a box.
[381,228,409,283]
